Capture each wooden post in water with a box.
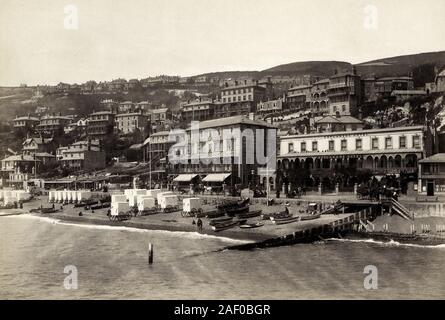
[148,243,154,265]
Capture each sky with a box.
[1,0,445,86]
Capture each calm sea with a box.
[0,214,444,299]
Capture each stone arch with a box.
[364,156,373,169]
[379,155,387,169]
[388,156,394,169]
[314,158,321,169]
[405,154,418,168]
[394,155,402,168]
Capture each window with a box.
[413,135,420,149]
[399,136,406,148]
[329,140,334,151]
[372,138,379,150]
[288,143,294,153]
[312,141,318,151]
[301,142,306,152]
[356,139,362,150]
[341,139,347,151]
[385,137,392,149]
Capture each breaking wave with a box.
[3,213,251,245]
[327,237,445,249]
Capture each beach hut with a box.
[77,190,92,203]
[66,190,72,203]
[146,189,162,198]
[48,190,55,203]
[183,198,201,214]
[4,195,17,206]
[129,190,147,207]
[16,191,31,202]
[156,191,174,204]
[111,194,127,203]
[71,191,78,203]
[111,202,130,216]
[137,197,156,212]
[159,194,179,210]
[57,191,63,203]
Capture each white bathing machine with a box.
[129,190,147,207]
[111,194,127,203]
[156,191,174,204]
[159,194,179,212]
[109,202,132,221]
[57,191,64,203]
[146,189,162,198]
[15,190,31,202]
[182,198,201,214]
[48,190,55,203]
[137,196,156,212]
[71,191,78,203]
[77,190,92,203]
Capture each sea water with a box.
[0,214,444,299]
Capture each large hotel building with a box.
[278,125,434,191]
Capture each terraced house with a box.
[57,140,105,171]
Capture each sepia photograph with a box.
[1,0,445,308]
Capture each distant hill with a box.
[355,51,445,84]
[193,51,445,85]
[260,60,352,77]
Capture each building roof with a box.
[23,137,54,145]
[187,115,276,130]
[288,85,311,93]
[89,111,114,115]
[221,83,266,91]
[378,76,413,81]
[35,152,56,158]
[281,125,424,139]
[116,112,145,117]
[315,115,363,125]
[71,140,100,146]
[152,108,169,113]
[14,116,39,121]
[419,153,445,163]
[279,149,423,159]
[1,155,40,162]
[313,79,330,85]
[391,90,426,95]
[150,130,171,137]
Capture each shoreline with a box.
[3,196,445,248]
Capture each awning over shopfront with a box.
[202,173,231,182]
[173,174,198,182]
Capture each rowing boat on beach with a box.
[271,215,300,225]
[300,212,322,221]
[211,219,247,232]
[261,210,289,220]
[239,222,264,229]
[209,216,233,226]
[237,210,262,219]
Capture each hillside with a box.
[194,51,445,85]
[260,60,352,77]
[355,51,445,85]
